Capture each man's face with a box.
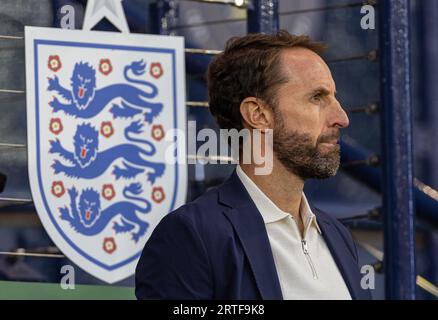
[272,48,350,180]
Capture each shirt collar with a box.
[236,165,322,234]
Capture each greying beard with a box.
[273,114,341,180]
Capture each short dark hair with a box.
[207,30,326,131]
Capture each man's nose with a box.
[330,100,350,129]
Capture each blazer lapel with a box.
[219,171,283,300]
[316,212,364,300]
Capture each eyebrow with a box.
[308,86,336,97]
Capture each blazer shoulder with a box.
[169,185,225,218]
[163,185,231,235]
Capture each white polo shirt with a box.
[236,165,352,300]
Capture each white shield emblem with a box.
[25,27,187,283]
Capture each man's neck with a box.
[239,159,305,220]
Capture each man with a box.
[135,30,371,300]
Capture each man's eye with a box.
[311,94,322,102]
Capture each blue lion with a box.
[48,60,162,123]
[50,121,165,183]
[60,183,151,242]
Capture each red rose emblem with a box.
[151,186,165,203]
[150,62,163,79]
[102,184,116,201]
[49,118,63,135]
[51,181,65,198]
[151,124,164,141]
[99,59,113,75]
[100,121,114,138]
[48,55,62,72]
[103,237,117,254]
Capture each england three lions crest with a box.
[25,27,187,283]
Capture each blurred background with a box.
[0,0,436,299]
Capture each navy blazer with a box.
[135,170,371,300]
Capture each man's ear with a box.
[240,97,273,130]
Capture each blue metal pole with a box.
[247,0,279,34]
[417,0,438,186]
[379,0,416,299]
